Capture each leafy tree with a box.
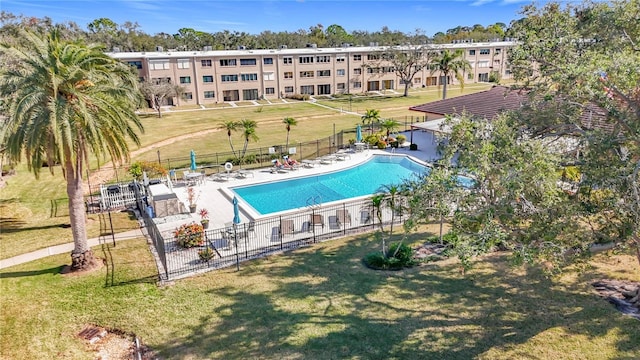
[361,108,381,135]
[139,80,184,118]
[377,46,435,96]
[218,120,239,158]
[430,49,471,99]
[282,117,298,151]
[508,0,640,307]
[0,29,143,271]
[238,119,258,160]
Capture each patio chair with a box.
[328,215,340,230]
[220,229,234,249]
[337,209,352,226]
[310,214,324,228]
[360,209,372,224]
[280,219,294,236]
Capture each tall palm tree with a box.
[431,49,471,100]
[361,109,381,135]
[218,120,239,158]
[238,119,258,160]
[282,117,297,152]
[0,29,143,271]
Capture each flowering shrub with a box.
[198,247,215,262]
[198,208,209,220]
[174,222,204,248]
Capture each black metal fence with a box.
[156,197,405,280]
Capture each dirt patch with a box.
[592,279,640,320]
[78,325,155,359]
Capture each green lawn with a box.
[1,228,638,359]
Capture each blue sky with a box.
[3,0,553,36]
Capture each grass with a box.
[1,226,639,359]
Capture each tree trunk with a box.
[439,215,444,245]
[66,160,98,271]
[442,76,448,100]
[403,83,410,97]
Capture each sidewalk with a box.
[0,228,147,270]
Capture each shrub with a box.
[174,222,204,248]
[397,134,406,144]
[198,247,215,262]
[363,243,416,270]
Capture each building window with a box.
[201,59,212,67]
[149,59,169,70]
[494,59,501,65]
[221,74,238,82]
[300,71,314,78]
[367,54,380,60]
[152,77,171,85]
[468,50,476,56]
[183,92,193,100]
[336,55,345,62]
[317,70,331,77]
[414,77,421,84]
[316,55,331,63]
[263,57,273,65]
[127,61,142,69]
[336,83,345,91]
[479,49,490,55]
[478,73,489,82]
[367,67,381,74]
[353,54,362,61]
[284,86,294,93]
[337,69,345,76]
[263,72,275,81]
[179,76,191,84]
[299,56,314,64]
[219,59,237,66]
[300,85,314,95]
[283,57,293,64]
[353,82,362,88]
[240,58,257,66]
[243,89,258,100]
[241,73,258,81]
[265,87,275,94]
[284,72,293,79]
[495,48,501,54]
[203,75,214,83]
[354,68,362,75]
[204,91,215,99]
[177,59,190,69]
[223,90,239,101]
[318,84,331,95]
[478,61,490,68]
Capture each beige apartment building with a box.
[109,41,515,106]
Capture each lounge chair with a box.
[310,214,324,228]
[280,219,294,236]
[360,209,372,224]
[337,209,352,225]
[328,215,340,230]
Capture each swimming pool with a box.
[231,155,471,215]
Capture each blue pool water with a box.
[232,155,472,215]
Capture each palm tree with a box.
[0,29,143,271]
[431,49,471,100]
[282,117,297,152]
[380,119,401,138]
[361,109,381,135]
[218,120,239,158]
[238,119,258,160]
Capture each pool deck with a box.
[154,129,441,234]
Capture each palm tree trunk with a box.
[442,74,448,100]
[65,159,97,271]
[286,131,290,152]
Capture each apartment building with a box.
[109,41,515,106]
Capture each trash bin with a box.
[146,205,155,218]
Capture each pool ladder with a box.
[306,195,322,208]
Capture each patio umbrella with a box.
[356,124,362,143]
[232,196,241,225]
[190,150,197,171]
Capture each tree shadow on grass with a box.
[0,266,64,278]
[151,233,640,359]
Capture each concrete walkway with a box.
[0,228,147,270]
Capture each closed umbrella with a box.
[356,124,362,143]
[190,150,197,171]
[232,196,241,225]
